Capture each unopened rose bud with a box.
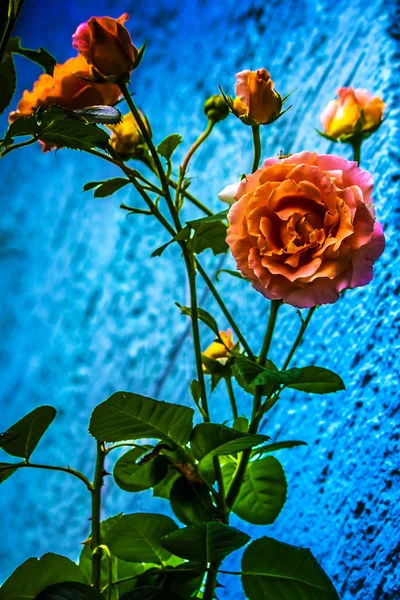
[218,181,241,206]
[72,13,138,82]
[204,94,230,123]
[320,87,384,140]
[232,69,282,126]
[202,330,234,373]
[108,111,149,159]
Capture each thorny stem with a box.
[251,125,261,173]
[0,461,92,490]
[91,441,106,590]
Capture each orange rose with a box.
[202,330,234,373]
[232,69,282,125]
[72,13,138,81]
[9,54,120,122]
[227,152,384,308]
[320,87,384,140]
[108,111,149,158]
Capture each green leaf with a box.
[251,439,307,457]
[234,356,294,387]
[190,422,255,461]
[35,582,103,599]
[79,516,146,598]
[114,446,168,492]
[0,406,56,460]
[39,118,110,151]
[286,366,345,394]
[83,178,130,198]
[191,221,228,255]
[89,391,194,445]
[120,587,182,600]
[0,463,17,484]
[151,227,190,258]
[2,114,38,145]
[161,522,250,563]
[187,210,229,227]
[170,476,214,525]
[242,536,340,599]
[104,513,178,565]
[223,456,287,525]
[233,417,249,433]
[7,37,56,75]
[152,467,180,500]
[0,553,87,599]
[0,53,16,115]
[72,106,122,125]
[198,434,269,483]
[189,380,201,408]
[157,134,182,161]
[176,304,219,337]
[133,563,205,598]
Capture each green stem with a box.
[0,0,24,60]
[1,135,39,158]
[91,441,106,590]
[226,301,280,510]
[195,259,255,360]
[105,442,144,454]
[282,307,316,370]
[225,376,238,421]
[169,178,213,215]
[251,125,261,173]
[97,545,113,600]
[0,461,92,490]
[351,136,362,164]
[203,561,221,600]
[175,120,215,209]
[119,82,181,232]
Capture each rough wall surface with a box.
[0,0,399,598]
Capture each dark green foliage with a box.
[0,406,56,460]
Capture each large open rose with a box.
[226,152,384,308]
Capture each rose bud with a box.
[108,111,150,159]
[72,13,138,81]
[204,94,230,123]
[202,330,234,373]
[320,87,384,140]
[218,181,241,206]
[232,69,282,125]
[227,152,385,308]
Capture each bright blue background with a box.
[0,1,399,598]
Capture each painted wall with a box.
[0,0,399,598]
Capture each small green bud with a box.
[203,94,230,123]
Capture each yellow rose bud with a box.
[320,87,384,140]
[232,69,282,126]
[107,111,149,158]
[202,330,234,373]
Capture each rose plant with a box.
[0,4,385,600]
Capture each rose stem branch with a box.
[1,135,40,158]
[91,440,106,590]
[118,83,181,232]
[282,306,316,370]
[175,120,215,209]
[0,0,25,60]
[169,179,213,216]
[225,300,281,511]
[0,461,93,490]
[195,259,255,360]
[203,562,221,600]
[351,137,362,164]
[251,125,261,173]
[225,376,238,421]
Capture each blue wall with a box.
[0,0,399,598]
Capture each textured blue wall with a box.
[0,0,399,598]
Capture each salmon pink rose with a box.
[9,54,120,122]
[72,13,138,81]
[227,152,384,308]
[321,87,384,140]
[233,69,282,125]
